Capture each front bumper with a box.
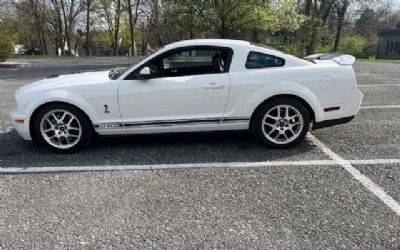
[9,110,32,140]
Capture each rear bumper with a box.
[315,85,362,123]
[9,110,32,140]
[313,87,362,129]
[313,116,355,130]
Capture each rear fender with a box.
[244,81,324,122]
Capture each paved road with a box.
[1,59,400,249]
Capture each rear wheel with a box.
[33,104,93,153]
[252,98,310,148]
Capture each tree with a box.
[98,0,122,55]
[204,0,269,39]
[304,0,333,54]
[163,0,206,39]
[267,0,308,34]
[126,0,140,55]
[113,0,121,55]
[0,21,13,61]
[331,0,376,52]
[85,0,93,56]
[332,0,350,52]
[337,35,366,55]
[12,0,49,54]
[355,5,400,54]
[46,0,66,55]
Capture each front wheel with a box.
[33,104,93,153]
[252,98,310,148]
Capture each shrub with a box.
[315,44,333,54]
[338,36,367,57]
[282,44,306,57]
[0,35,13,62]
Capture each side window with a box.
[387,41,400,55]
[148,48,230,78]
[163,50,216,70]
[245,51,285,69]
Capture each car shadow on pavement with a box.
[0,130,324,168]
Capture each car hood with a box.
[17,70,111,95]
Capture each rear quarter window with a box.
[245,51,285,69]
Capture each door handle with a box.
[204,82,224,89]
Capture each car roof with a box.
[164,39,250,49]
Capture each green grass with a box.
[358,57,400,64]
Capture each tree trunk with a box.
[56,2,65,55]
[127,0,138,56]
[333,2,349,52]
[113,0,121,56]
[219,17,227,38]
[61,0,71,54]
[141,22,146,55]
[74,36,81,55]
[305,0,329,55]
[86,0,91,56]
[58,23,64,55]
[306,29,317,55]
[333,18,343,52]
[251,29,259,43]
[41,31,48,55]
[305,0,312,16]
[55,43,59,55]
[35,21,44,52]
[30,0,47,54]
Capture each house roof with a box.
[378,29,400,36]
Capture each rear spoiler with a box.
[304,53,356,66]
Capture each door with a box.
[118,46,233,134]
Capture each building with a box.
[377,26,400,59]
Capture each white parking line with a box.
[349,159,400,165]
[358,84,400,87]
[0,126,15,134]
[361,105,400,109]
[307,133,400,217]
[0,160,335,173]
[1,159,399,174]
[356,73,377,76]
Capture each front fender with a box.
[243,81,324,122]
[25,90,99,124]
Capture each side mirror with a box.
[137,67,151,80]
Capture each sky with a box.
[391,0,400,9]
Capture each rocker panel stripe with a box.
[94,117,250,129]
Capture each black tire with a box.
[252,98,310,149]
[32,103,93,153]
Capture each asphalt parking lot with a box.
[1,58,400,249]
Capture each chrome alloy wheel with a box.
[40,109,82,149]
[261,105,304,145]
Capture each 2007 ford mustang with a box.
[10,39,363,153]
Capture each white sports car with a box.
[11,39,363,153]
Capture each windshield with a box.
[109,67,129,80]
[109,47,165,80]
